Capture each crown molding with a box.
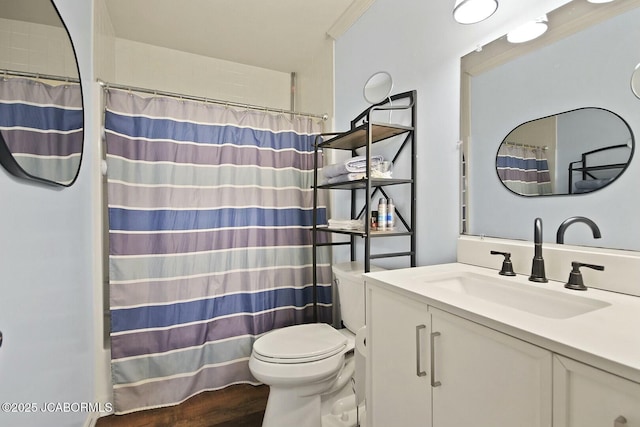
[327,0,376,40]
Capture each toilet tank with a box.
[333,261,386,333]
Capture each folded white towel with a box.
[322,155,384,178]
[328,218,365,230]
[327,173,366,184]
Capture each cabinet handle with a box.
[615,416,627,427]
[415,325,427,377]
[430,331,441,387]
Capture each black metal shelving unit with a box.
[311,90,417,320]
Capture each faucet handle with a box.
[490,251,516,276]
[565,261,605,291]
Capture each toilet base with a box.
[261,387,322,427]
[321,394,365,427]
[261,386,365,427]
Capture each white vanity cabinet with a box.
[366,285,432,427]
[366,283,553,427]
[553,355,640,427]
[430,307,553,427]
[364,263,640,427]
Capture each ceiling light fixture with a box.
[453,0,498,24]
[507,15,548,43]
[587,0,615,3]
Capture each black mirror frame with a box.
[494,107,635,197]
[0,0,84,188]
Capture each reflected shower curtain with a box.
[0,77,82,184]
[105,89,331,414]
[496,144,552,196]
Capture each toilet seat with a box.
[253,323,347,364]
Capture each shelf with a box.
[318,122,413,151]
[316,227,413,238]
[315,178,412,190]
[571,163,626,172]
[311,90,417,294]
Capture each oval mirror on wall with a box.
[496,108,634,196]
[632,62,640,99]
[0,0,83,187]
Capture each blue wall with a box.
[469,8,640,250]
[0,1,97,426]
[334,0,570,266]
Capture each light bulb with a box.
[507,16,548,43]
[453,0,498,24]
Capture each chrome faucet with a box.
[556,216,601,244]
[529,217,548,283]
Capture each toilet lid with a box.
[253,323,347,363]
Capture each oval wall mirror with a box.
[0,0,83,187]
[496,108,634,196]
[632,62,640,99]
[363,71,393,104]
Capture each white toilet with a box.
[249,261,383,427]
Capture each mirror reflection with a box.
[496,108,633,196]
[461,1,640,251]
[0,0,83,186]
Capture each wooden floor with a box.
[96,384,269,427]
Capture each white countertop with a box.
[364,262,640,383]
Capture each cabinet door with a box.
[430,308,552,427]
[554,355,640,427]
[366,285,432,427]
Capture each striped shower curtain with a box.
[496,144,552,196]
[105,89,332,414]
[0,77,83,184]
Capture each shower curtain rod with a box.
[2,68,80,83]
[97,79,328,121]
[504,141,549,150]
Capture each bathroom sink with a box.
[423,272,610,319]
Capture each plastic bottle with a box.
[387,198,395,230]
[377,198,387,230]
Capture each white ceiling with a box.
[104,0,364,73]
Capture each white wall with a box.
[113,38,292,110]
[0,17,78,77]
[335,0,571,267]
[95,4,334,119]
[0,1,97,426]
[295,39,334,124]
[96,1,293,112]
[94,0,115,82]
